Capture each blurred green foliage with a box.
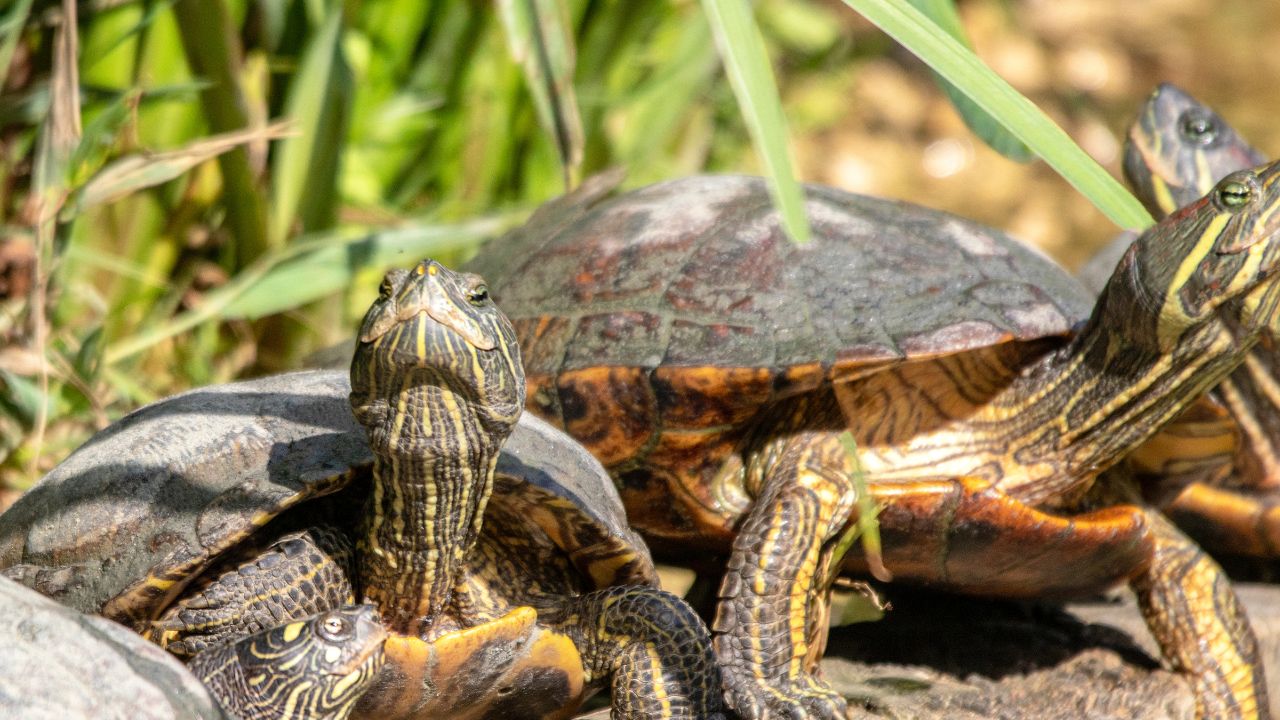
[0,0,1143,493]
[2,0,751,487]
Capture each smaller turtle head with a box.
[235,605,387,716]
[1123,83,1265,217]
[1103,161,1280,353]
[350,259,525,445]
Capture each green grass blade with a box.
[842,0,1152,230]
[906,0,1031,161]
[269,9,349,244]
[832,431,888,584]
[701,0,810,244]
[171,0,272,263]
[82,0,180,69]
[103,212,523,364]
[0,0,34,91]
[67,89,141,186]
[496,0,584,189]
[66,122,293,216]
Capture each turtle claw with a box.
[723,671,850,720]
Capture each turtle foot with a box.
[722,670,850,720]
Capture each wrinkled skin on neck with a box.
[349,261,524,636]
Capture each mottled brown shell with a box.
[0,370,652,625]
[465,174,1094,467]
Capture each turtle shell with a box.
[0,369,653,627]
[0,574,227,719]
[464,174,1095,467]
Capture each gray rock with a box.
[0,575,226,720]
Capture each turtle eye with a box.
[468,284,490,306]
[1213,174,1257,211]
[1178,108,1219,146]
[379,268,409,300]
[318,613,352,642]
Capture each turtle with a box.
[1079,83,1280,564]
[0,260,726,720]
[1079,83,1266,294]
[0,572,385,720]
[461,161,1280,719]
[189,604,387,720]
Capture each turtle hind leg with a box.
[1131,509,1269,720]
[152,525,355,657]
[714,432,859,720]
[554,585,727,720]
[1161,481,1280,559]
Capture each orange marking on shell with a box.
[651,365,773,429]
[557,367,656,467]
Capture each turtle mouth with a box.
[330,644,385,677]
[356,261,500,351]
[328,623,389,676]
[376,310,501,374]
[412,306,497,352]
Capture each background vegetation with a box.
[1,0,1277,501]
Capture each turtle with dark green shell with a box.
[0,573,385,720]
[0,261,725,720]
[1082,84,1280,567]
[464,158,1280,719]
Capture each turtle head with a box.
[230,605,387,716]
[350,259,525,443]
[1103,161,1280,352]
[1124,83,1265,217]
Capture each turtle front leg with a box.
[1132,509,1269,720]
[715,432,859,720]
[550,585,727,719]
[152,526,355,656]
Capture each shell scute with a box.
[470,175,1093,385]
[652,366,774,429]
[556,367,657,468]
[664,319,772,367]
[511,315,573,378]
[562,310,665,370]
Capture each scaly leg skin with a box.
[152,525,355,656]
[715,433,859,720]
[555,585,728,720]
[1131,509,1270,720]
